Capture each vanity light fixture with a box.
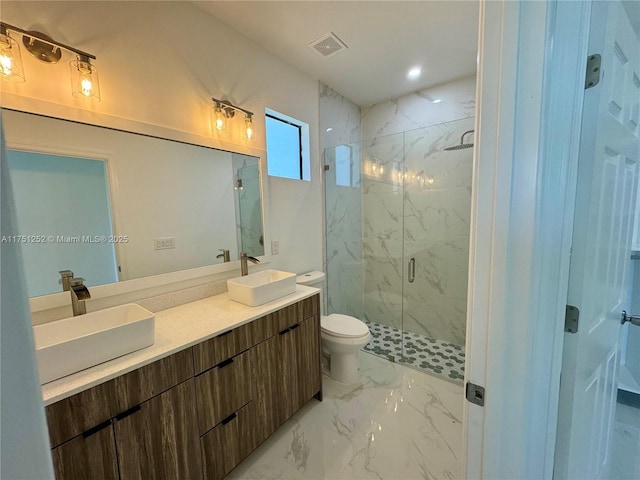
[69,54,100,100]
[243,114,254,142]
[0,24,25,82]
[211,97,255,141]
[212,102,231,133]
[0,22,100,100]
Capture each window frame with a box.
[265,113,304,180]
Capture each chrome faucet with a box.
[240,252,260,276]
[217,249,231,263]
[69,277,91,316]
[59,270,74,292]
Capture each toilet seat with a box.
[321,314,369,338]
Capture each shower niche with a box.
[324,116,474,384]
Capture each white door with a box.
[555,2,640,479]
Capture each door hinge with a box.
[466,382,485,407]
[324,164,330,171]
[565,305,579,333]
[585,54,601,89]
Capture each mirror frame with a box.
[1,97,272,313]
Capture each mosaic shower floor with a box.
[363,321,465,384]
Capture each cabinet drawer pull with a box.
[279,327,292,335]
[221,412,237,425]
[218,330,233,337]
[290,323,300,331]
[217,357,234,368]
[82,419,112,438]
[115,405,141,421]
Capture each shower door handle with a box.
[408,257,416,283]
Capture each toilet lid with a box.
[321,314,369,338]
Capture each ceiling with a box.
[193,1,479,107]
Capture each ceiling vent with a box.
[309,32,348,58]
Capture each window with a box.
[265,108,310,181]
[335,145,350,186]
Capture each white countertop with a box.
[41,285,319,406]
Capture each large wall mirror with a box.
[2,109,265,298]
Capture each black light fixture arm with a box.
[0,21,96,60]
[211,97,253,117]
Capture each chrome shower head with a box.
[444,129,474,151]
[444,143,473,151]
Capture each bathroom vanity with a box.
[42,289,321,480]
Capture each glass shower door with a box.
[400,117,474,382]
[323,142,364,319]
[323,117,473,384]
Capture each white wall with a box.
[0,0,323,278]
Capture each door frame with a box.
[464,0,592,477]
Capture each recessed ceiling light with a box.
[326,127,333,132]
[407,67,421,80]
[432,99,442,104]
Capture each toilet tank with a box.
[296,271,326,316]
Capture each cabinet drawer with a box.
[46,349,194,447]
[200,402,257,480]
[249,294,320,345]
[114,379,202,480]
[51,420,118,480]
[302,294,320,320]
[195,350,252,435]
[193,323,252,375]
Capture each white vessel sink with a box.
[227,270,296,306]
[33,303,155,385]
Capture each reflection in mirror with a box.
[233,153,264,256]
[7,150,119,297]
[2,109,265,298]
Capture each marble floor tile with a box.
[609,400,640,480]
[229,352,463,480]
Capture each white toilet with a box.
[296,271,372,384]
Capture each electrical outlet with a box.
[271,240,280,255]
[154,237,176,250]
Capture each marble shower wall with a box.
[361,76,476,139]
[320,84,363,317]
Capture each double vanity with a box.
[39,274,321,480]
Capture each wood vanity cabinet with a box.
[252,302,322,443]
[47,350,200,480]
[50,379,201,480]
[45,295,321,480]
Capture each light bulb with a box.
[81,77,92,97]
[0,52,12,75]
[70,56,100,100]
[0,32,25,82]
[212,106,227,133]
[244,115,254,141]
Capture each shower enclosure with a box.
[324,116,474,383]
